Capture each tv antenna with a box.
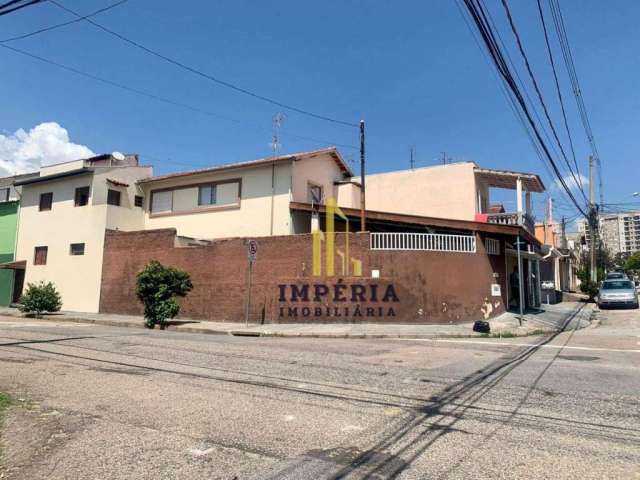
[270,112,286,155]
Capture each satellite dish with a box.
[112,151,125,161]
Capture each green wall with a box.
[0,201,18,306]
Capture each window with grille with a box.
[134,195,143,207]
[34,246,48,265]
[74,186,90,207]
[39,192,53,211]
[107,189,121,206]
[70,243,85,256]
[485,237,500,255]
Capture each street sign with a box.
[247,240,258,262]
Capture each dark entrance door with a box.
[12,269,24,303]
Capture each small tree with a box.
[18,281,62,317]
[579,279,599,300]
[136,260,193,329]
[625,252,640,274]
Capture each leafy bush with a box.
[625,252,640,273]
[136,260,193,329]
[579,279,599,300]
[18,281,62,316]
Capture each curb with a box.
[0,307,590,339]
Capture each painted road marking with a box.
[188,447,215,457]
[341,425,363,432]
[399,338,640,354]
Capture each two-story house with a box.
[9,148,351,312]
[139,147,352,239]
[13,154,151,312]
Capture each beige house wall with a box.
[16,165,153,313]
[40,159,85,176]
[142,162,293,239]
[336,182,361,210]
[291,153,345,204]
[16,173,107,313]
[345,162,479,221]
[94,167,151,231]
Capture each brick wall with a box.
[99,229,508,324]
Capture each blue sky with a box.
[1,0,638,224]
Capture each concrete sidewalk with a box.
[0,301,593,339]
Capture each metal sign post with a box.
[245,240,258,327]
[516,236,524,326]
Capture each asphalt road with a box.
[0,304,638,479]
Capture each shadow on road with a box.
[327,304,589,479]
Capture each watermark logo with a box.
[312,197,362,277]
[277,197,399,320]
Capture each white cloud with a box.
[0,122,95,176]
[554,173,588,192]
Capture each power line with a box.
[454,0,559,201]
[0,0,26,9]
[0,0,44,16]
[49,0,358,128]
[1,0,128,43]
[465,1,573,206]
[547,0,603,205]
[460,0,587,218]
[500,0,588,206]
[0,43,358,151]
[535,0,583,193]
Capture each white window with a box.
[70,243,85,256]
[485,237,500,255]
[151,190,173,213]
[198,184,217,206]
[308,183,323,205]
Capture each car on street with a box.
[597,279,639,309]
[606,271,627,280]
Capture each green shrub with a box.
[18,281,62,316]
[579,279,599,300]
[136,260,193,329]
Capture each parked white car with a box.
[597,280,639,309]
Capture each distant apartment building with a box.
[577,211,640,255]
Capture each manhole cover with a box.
[559,355,599,361]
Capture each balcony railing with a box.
[370,232,476,253]
[486,212,535,233]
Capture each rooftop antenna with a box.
[270,112,286,155]
[410,145,415,170]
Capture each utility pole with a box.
[269,113,285,236]
[589,155,597,282]
[359,120,366,232]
